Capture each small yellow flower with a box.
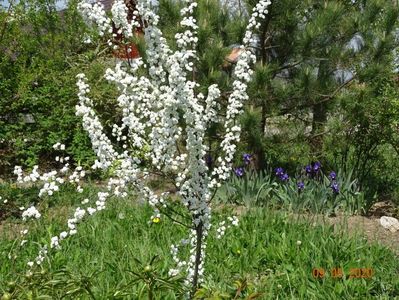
[152,217,160,224]
[236,249,241,255]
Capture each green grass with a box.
[0,185,398,299]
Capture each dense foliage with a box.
[0,0,117,175]
[240,0,399,201]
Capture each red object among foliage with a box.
[98,0,144,60]
[113,28,144,60]
[113,42,141,60]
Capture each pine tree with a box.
[241,0,399,169]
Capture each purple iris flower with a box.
[305,165,312,174]
[275,167,284,177]
[297,181,305,191]
[243,153,251,165]
[280,173,289,181]
[329,171,337,180]
[234,167,245,177]
[331,182,339,194]
[313,161,321,173]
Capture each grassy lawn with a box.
[0,184,398,299]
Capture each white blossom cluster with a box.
[21,206,41,221]
[68,166,86,193]
[50,236,60,250]
[53,142,66,151]
[46,191,112,257]
[38,171,60,197]
[14,165,40,183]
[11,142,107,265]
[209,0,271,189]
[111,0,134,38]
[13,143,85,206]
[12,141,137,269]
[44,190,112,258]
[76,74,118,170]
[77,0,112,37]
[67,207,86,236]
[27,245,48,267]
[215,216,239,239]
[72,0,271,288]
[19,229,29,247]
[168,238,190,277]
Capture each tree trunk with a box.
[255,3,273,171]
[311,59,330,156]
[190,221,204,298]
[311,100,327,155]
[255,102,267,170]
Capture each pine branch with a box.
[275,75,357,116]
[316,75,356,100]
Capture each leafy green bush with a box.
[0,0,119,176]
[324,77,399,201]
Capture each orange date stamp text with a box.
[312,267,373,279]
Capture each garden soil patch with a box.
[292,212,399,256]
[330,215,399,255]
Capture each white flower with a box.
[83,34,92,44]
[50,236,60,249]
[168,268,180,276]
[60,231,68,239]
[87,207,97,215]
[22,206,41,220]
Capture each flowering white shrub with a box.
[74,0,271,293]
[15,0,272,295]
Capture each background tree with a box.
[240,0,399,199]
